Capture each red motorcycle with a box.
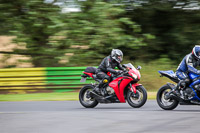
[79,63,147,108]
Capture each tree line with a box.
[0,0,199,67]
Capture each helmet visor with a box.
[194,46,200,59]
[196,51,200,56]
[196,51,200,59]
[117,55,122,62]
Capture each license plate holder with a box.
[80,77,86,82]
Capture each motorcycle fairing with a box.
[188,72,200,100]
[189,79,200,101]
[128,67,141,80]
[188,72,200,80]
[159,70,200,101]
[158,70,179,83]
[130,83,142,94]
[109,76,133,103]
[83,72,94,78]
[158,70,177,78]
[107,72,111,77]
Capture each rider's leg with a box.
[99,75,110,88]
[93,72,107,94]
[176,71,190,90]
[177,79,190,90]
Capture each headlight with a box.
[131,73,138,79]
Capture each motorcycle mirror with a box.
[137,65,142,70]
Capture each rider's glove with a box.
[117,70,123,75]
[122,67,127,72]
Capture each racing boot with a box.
[92,79,104,95]
[173,79,189,97]
[94,79,108,95]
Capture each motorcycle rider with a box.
[175,45,200,92]
[93,49,126,94]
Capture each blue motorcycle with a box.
[156,70,200,110]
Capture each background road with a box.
[0,100,200,133]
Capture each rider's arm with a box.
[105,58,118,74]
[187,55,200,74]
[117,64,126,71]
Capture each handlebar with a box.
[111,70,129,78]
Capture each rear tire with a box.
[127,85,147,108]
[156,85,179,110]
[79,85,98,108]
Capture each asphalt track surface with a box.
[0,100,200,133]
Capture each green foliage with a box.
[62,1,148,66]
[2,0,200,67]
[128,0,200,63]
[0,0,70,67]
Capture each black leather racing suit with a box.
[96,55,124,82]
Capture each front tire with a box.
[156,85,179,110]
[127,85,147,108]
[79,85,98,108]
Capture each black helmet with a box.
[192,45,200,60]
[111,49,123,63]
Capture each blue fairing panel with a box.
[189,72,200,80]
[158,70,179,83]
[158,70,175,75]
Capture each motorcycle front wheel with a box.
[127,85,147,108]
[79,85,99,108]
[156,85,178,110]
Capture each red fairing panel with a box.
[128,68,141,80]
[83,72,94,79]
[107,72,111,77]
[109,77,133,103]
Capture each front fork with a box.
[129,83,137,94]
[129,83,141,99]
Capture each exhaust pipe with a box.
[90,91,111,103]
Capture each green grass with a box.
[133,60,177,92]
[0,91,156,101]
[0,92,79,101]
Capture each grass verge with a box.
[0,91,156,101]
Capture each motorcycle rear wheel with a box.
[156,85,178,110]
[127,85,147,108]
[79,85,99,108]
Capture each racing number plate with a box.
[80,77,86,82]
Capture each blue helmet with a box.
[192,45,200,60]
